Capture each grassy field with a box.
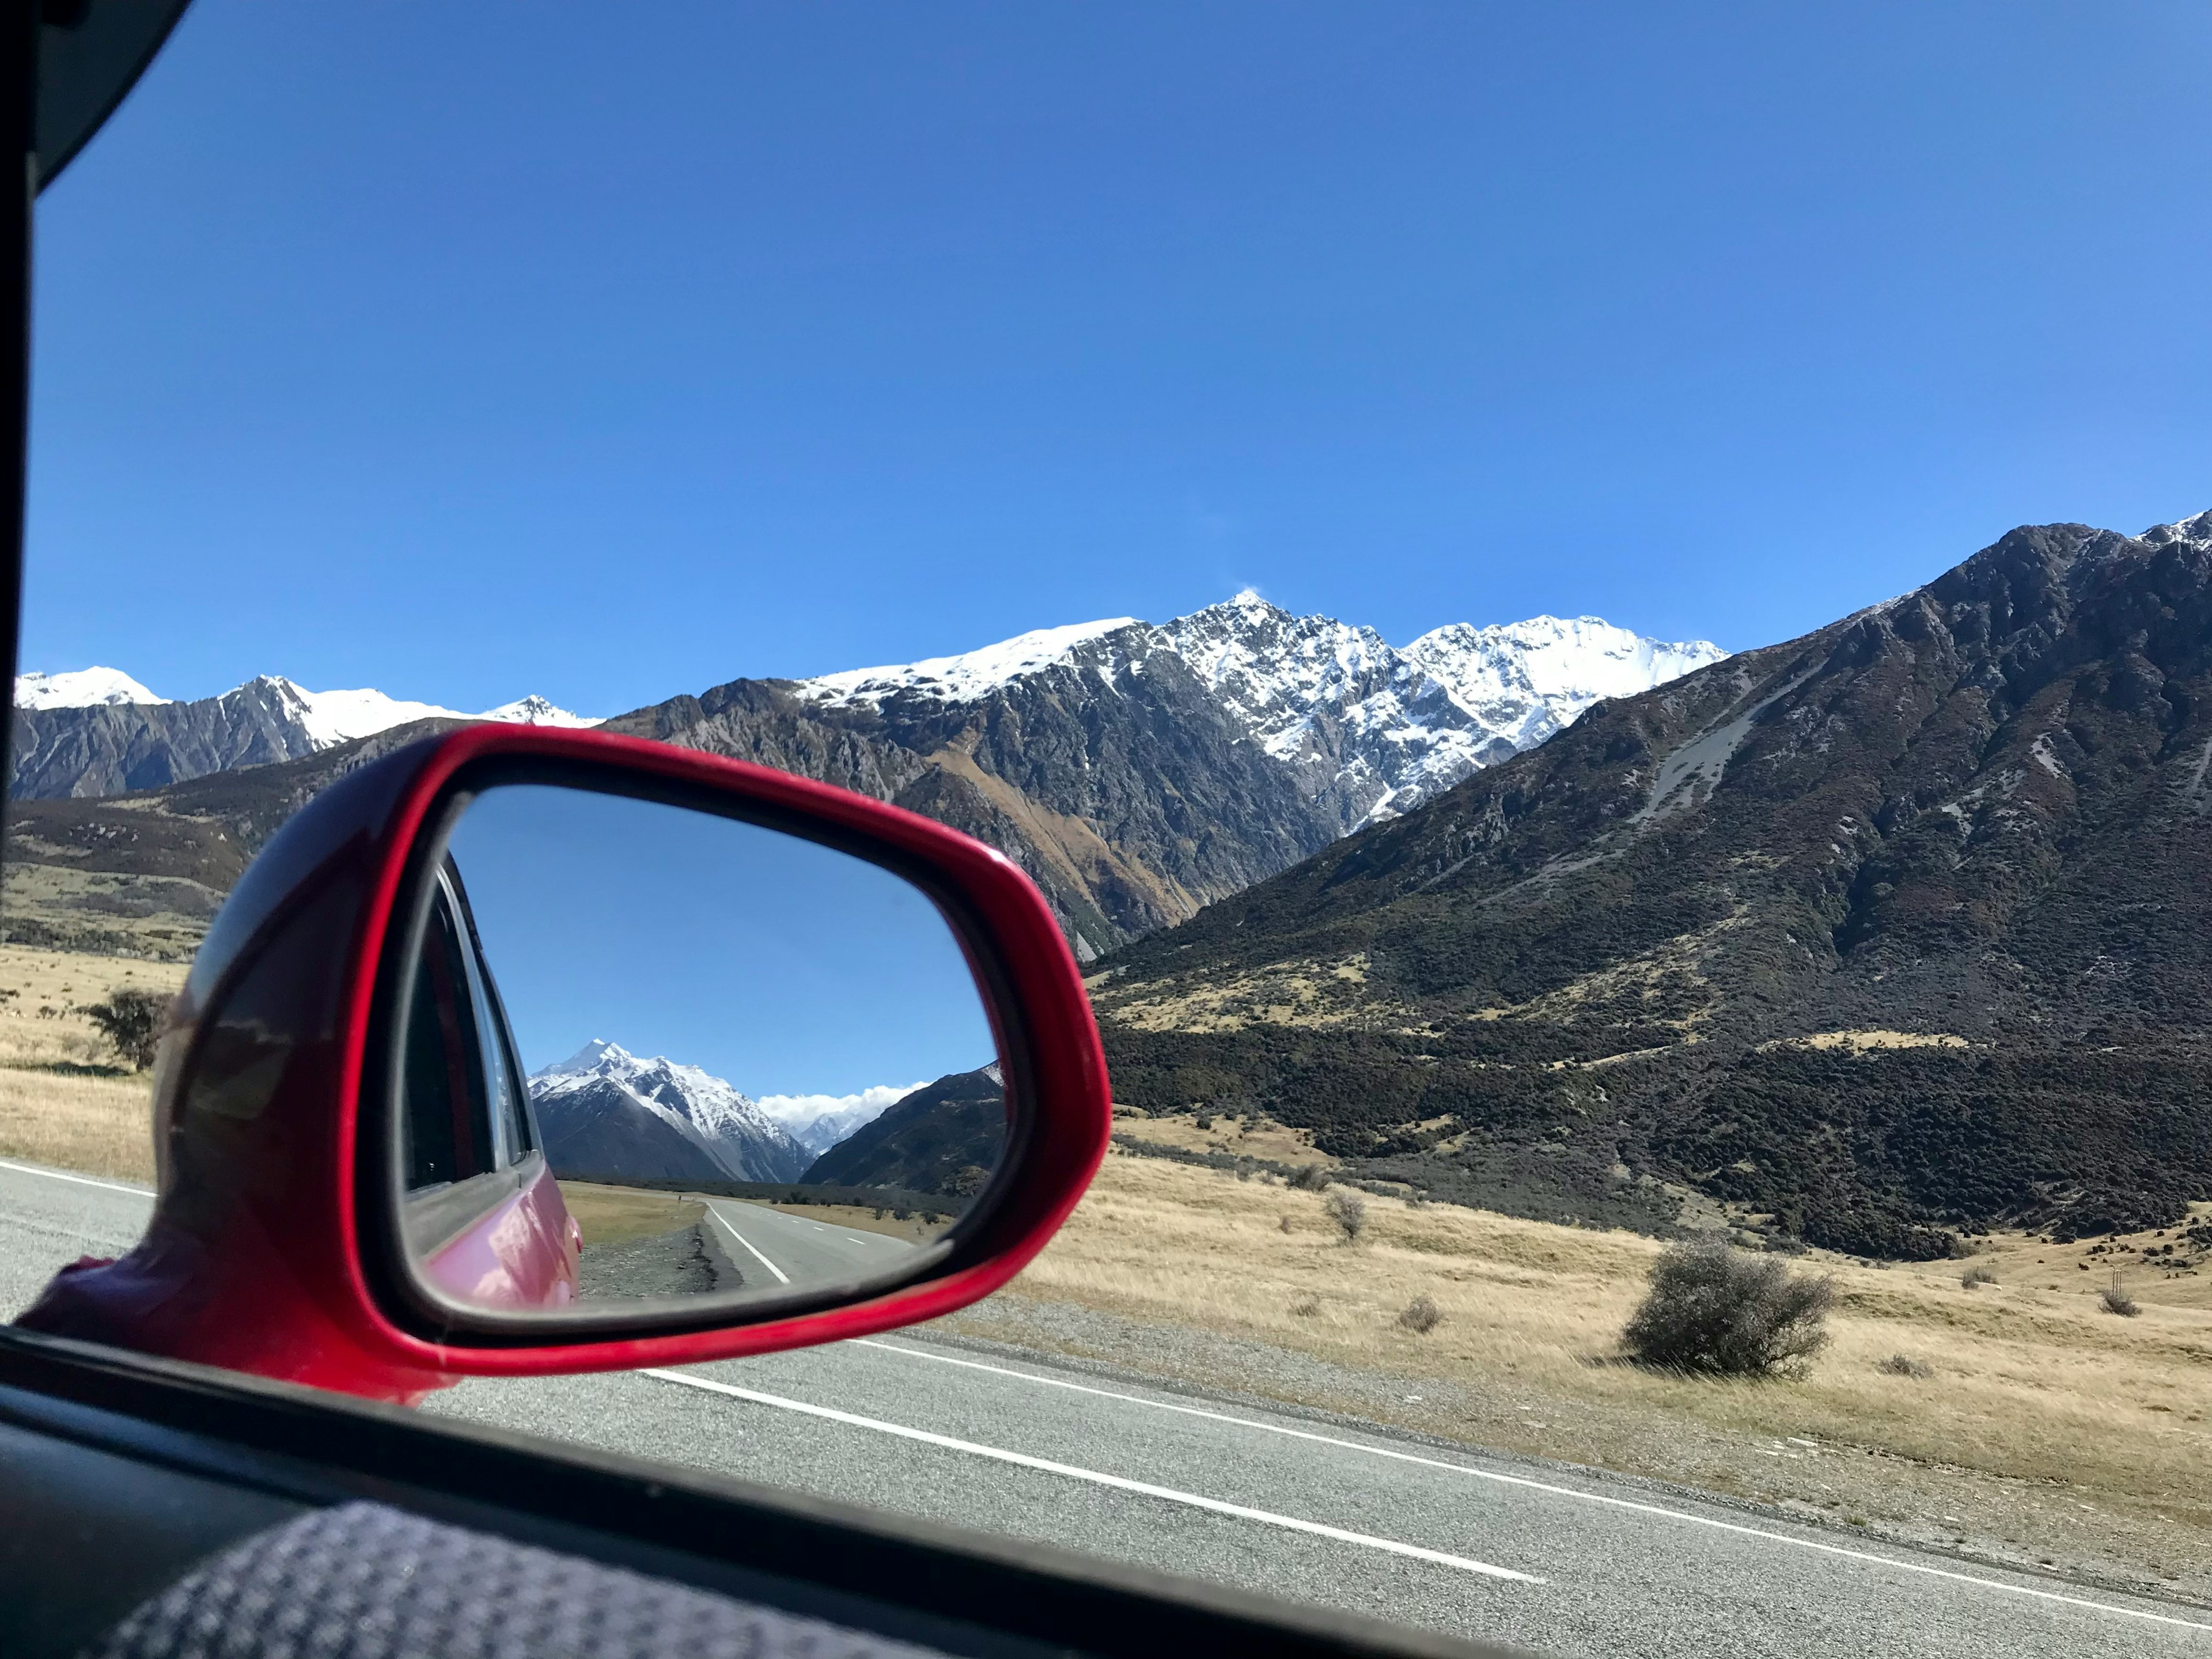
[0,944,181,1184]
[557,1181,704,1247]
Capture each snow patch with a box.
[14,666,169,709]
[798,618,1142,709]
[529,1039,805,1179]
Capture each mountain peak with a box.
[796,616,1143,709]
[2143,509,2212,550]
[539,1037,634,1077]
[13,666,169,709]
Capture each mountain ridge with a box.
[527,1040,809,1185]
[610,596,1720,953]
[1091,512,2212,1256]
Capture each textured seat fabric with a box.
[90,1500,952,1659]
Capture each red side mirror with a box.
[15,726,1111,1402]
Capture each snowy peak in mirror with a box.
[528,1040,808,1185]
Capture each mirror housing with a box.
[14,726,1111,1402]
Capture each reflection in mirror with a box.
[393,784,1004,1321]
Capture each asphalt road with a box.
[700,1196,915,1290]
[5,1155,2210,1658]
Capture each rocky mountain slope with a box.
[800,1063,1007,1200]
[1093,514,2212,1257]
[2,717,470,959]
[611,597,1721,955]
[8,672,594,798]
[527,1040,809,1185]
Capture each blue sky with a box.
[448,786,995,1097]
[22,2,2212,714]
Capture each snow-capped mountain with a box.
[257,678,599,747]
[14,666,168,709]
[1404,615,1729,753]
[9,671,599,799]
[754,1082,923,1157]
[802,619,1141,709]
[794,592,1724,830]
[527,1039,808,1185]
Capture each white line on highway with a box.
[642,1367,1541,1585]
[703,1206,790,1284]
[0,1157,151,1197]
[853,1340,2212,1633]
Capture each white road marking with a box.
[853,1340,2212,1633]
[704,1206,790,1284]
[0,1158,152,1198]
[643,1367,1541,1585]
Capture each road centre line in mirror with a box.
[703,1205,789,1286]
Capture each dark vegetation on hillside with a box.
[802,1066,1007,1200]
[1094,517,2212,1257]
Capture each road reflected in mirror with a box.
[392,783,1003,1320]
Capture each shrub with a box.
[1877,1354,1933,1378]
[1287,1163,1331,1191]
[80,987,168,1071]
[1397,1294,1443,1334]
[949,1164,990,1198]
[1620,1236,1833,1377]
[1960,1263,1998,1289]
[2101,1272,2139,1317]
[1323,1187,1367,1244]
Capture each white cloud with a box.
[753,1081,925,1133]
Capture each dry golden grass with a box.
[0,944,188,1073]
[556,1181,704,1248]
[951,1146,2212,1588]
[1107,1108,1328,1169]
[0,946,178,1183]
[0,1067,154,1184]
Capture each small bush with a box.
[1397,1294,1443,1334]
[2102,1272,2139,1317]
[1287,1163,1331,1191]
[949,1164,990,1198]
[1877,1354,1933,1379]
[1620,1236,1833,1377]
[1323,1187,1367,1244]
[80,987,168,1071]
[1960,1263,1998,1289]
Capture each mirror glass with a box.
[391,783,1006,1322]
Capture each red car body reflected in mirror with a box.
[14,725,1112,1402]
